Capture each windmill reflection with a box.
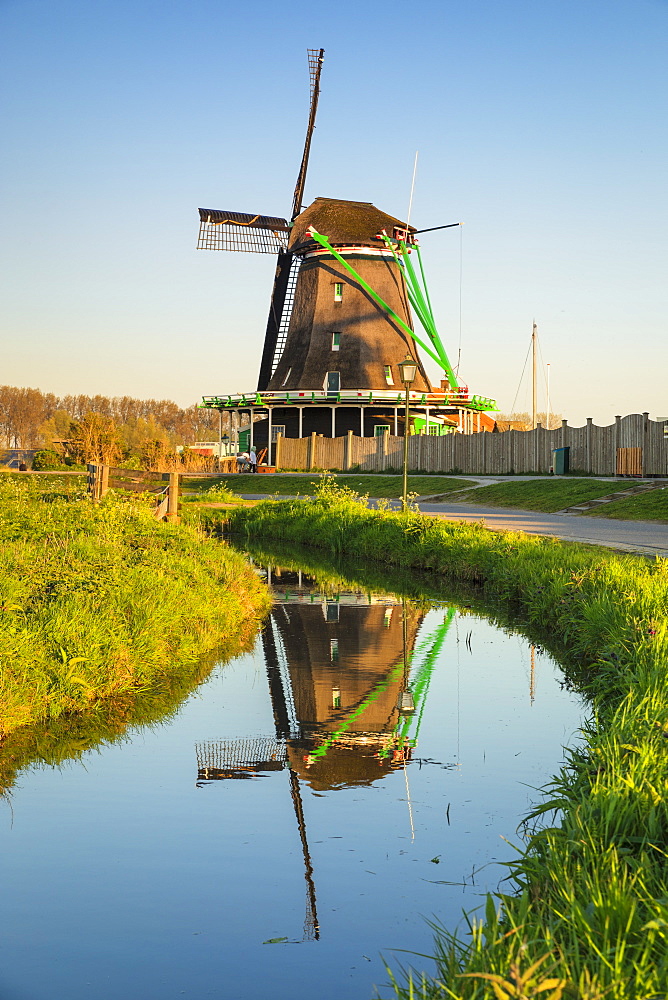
[195,565,454,941]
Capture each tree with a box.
[68,413,122,466]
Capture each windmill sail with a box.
[197,209,289,253]
[291,48,325,222]
[196,49,325,390]
[257,47,324,389]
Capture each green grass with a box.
[0,472,271,741]
[183,473,474,499]
[448,478,619,511]
[221,480,668,999]
[583,486,668,522]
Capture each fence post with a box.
[275,433,282,470]
[345,429,353,470]
[100,464,109,498]
[87,463,99,499]
[308,432,317,471]
[614,415,622,475]
[586,417,593,473]
[167,472,180,524]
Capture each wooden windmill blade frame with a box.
[197,209,290,253]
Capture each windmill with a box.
[197,49,497,456]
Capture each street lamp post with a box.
[398,356,418,512]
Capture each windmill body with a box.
[196,49,497,460]
[269,198,431,395]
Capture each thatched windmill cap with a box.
[290,197,415,253]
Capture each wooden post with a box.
[345,429,353,470]
[308,432,317,471]
[586,417,593,473]
[275,433,283,470]
[100,464,109,498]
[87,463,99,499]
[167,472,179,524]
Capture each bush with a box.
[32,449,66,471]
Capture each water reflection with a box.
[195,565,460,942]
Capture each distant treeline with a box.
[0,385,231,450]
[0,385,238,468]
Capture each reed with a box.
[224,478,668,999]
[0,474,271,740]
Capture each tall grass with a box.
[0,474,270,740]
[223,479,668,999]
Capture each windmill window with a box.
[383,608,393,627]
[331,332,341,351]
[384,365,394,386]
[280,367,292,387]
[330,639,339,661]
[325,371,340,396]
[324,602,340,622]
[334,282,343,302]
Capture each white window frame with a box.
[334,282,343,302]
[325,371,341,395]
[384,365,394,386]
[374,424,390,437]
[331,331,341,351]
[271,424,285,442]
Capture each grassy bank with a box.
[583,486,668,522]
[0,474,270,740]
[444,478,619,511]
[183,472,474,499]
[223,481,668,999]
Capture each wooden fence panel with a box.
[646,421,668,476]
[616,448,643,476]
[278,437,308,470]
[567,425,588,472]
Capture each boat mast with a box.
[532,321,537,430]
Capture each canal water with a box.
[0,553,585,1000]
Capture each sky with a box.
[1,0,666,426]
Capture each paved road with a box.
[417,501,668,557]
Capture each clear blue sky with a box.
[1,0,666,425]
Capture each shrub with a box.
[32,449,66,470]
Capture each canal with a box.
[0,547,585,1000]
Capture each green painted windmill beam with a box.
[306,228,449,375]
[394,606,457,746]
[379,235,445,366]
[380,233,459,388]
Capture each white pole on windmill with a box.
[531,321,537,430]
[406,151,418,234]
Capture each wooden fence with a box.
[87,465,180,522]
[274,414,668,477]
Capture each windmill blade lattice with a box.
[197,209,290,254]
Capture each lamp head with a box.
[398,356,418,386]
